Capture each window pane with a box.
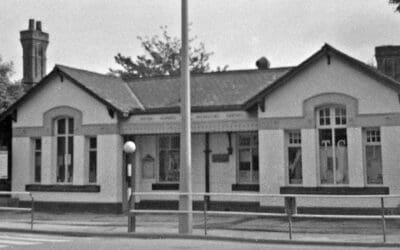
[171,136,180,149]
[335,108,346,125]
[319,129,333,184]
[288,147,302,184]
[335,128,348,184]
[239,136,251,146]
[159,150,168,181]
[239,149,251,171]
[89,137,97,149]
[168,150,180,182]
[68,118,74,134]
[34,152,41,182]
[67,136,73,183]
[57,119,65,134]
[57,137,65,182]
[159,137,169,149]
[252,149,259,171]
[35,139,41,150]
[366,145,383,184]
[89,151,97,183]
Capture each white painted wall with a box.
[260,55,400,118]
[257,55,400,208]
[16,134,123,203]
[259,130,285,206]
[14,75,116,127]
[11,74,123,203]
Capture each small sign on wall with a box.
[212,154,229,163]
[142,154,155,179]
[0,151,8,179]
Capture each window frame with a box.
[316,105,349,186]
[88,136,97,184]
[286,130,302,185]
[33,138,42,183]
[236,132,259,184]
[157,134,180,183]
[54,117,74,184]
[363,127,383,186]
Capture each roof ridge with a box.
[127,66,295,84]
[55,64,121,80]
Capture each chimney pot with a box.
[36,21,42,31]
[29,19,35,30]
[256,57,270,70]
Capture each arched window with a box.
[55,117,74,183]
[317,106,348,185]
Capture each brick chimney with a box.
[20,19,49,87]
[375,45,400,82]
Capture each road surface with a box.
[0,233,393,249]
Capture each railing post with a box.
[30,193,34,230]
[285,196,296,240]
[128,194,136,232]
[380,197,386,243]
[203,195,209,235]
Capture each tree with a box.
[389,0,400,12]
[0,56,24,113]
[110,26,226,81]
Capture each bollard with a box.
[128,214,136,233]
[285,196,297,240]
[30,194,34,230]
[203,195,209,235]
[380,197,386,243]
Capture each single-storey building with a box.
[1,20,400,213]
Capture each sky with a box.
[1,0,400,81]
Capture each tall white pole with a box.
[179,0,192,234]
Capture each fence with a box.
[128,192,400,242]
[0,191,34,230]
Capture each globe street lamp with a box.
[123,140,136,232]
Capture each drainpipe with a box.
[204,133,211,209]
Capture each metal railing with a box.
[0,191,34,230]
[127,192,400,242]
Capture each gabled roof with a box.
[0,65,144,121]
[55,65,144,113]
[2,43,399,122]
[127,67,292,113]
[244,43,400,109]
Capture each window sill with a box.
[25,184,100,193]
[152,183,179,190]
[280,186,389,195]
[232,184,259,192]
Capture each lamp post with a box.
[179,0,192,234]
[123,140,136,232]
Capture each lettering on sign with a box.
[139,117,153,121]
[212,154,230,163]
[160,115,177,121]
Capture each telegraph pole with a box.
[178,0,193,234]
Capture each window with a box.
[364,128,383,184]
[33,138,41,183]
[88,137,97,183]
[237,133,259,184]
[55,117,74,183]
[287,130,302,184]
[159,135,180,182]
[317,106,348,185]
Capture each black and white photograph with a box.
[0,1,400,249]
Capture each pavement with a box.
[0,211,399,247]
